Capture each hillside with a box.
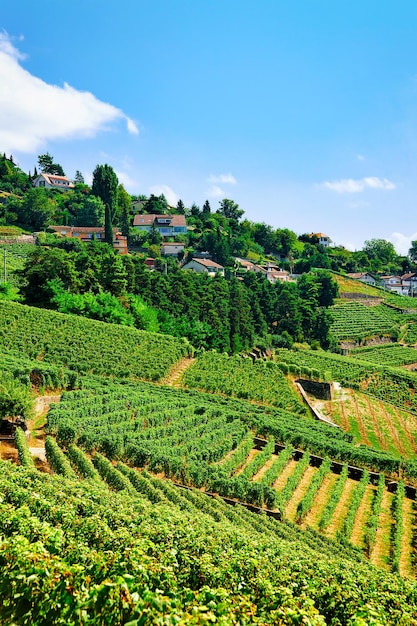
[2,299,417,623]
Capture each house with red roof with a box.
[48,225,128,254]
[133,214,187,238]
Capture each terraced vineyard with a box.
[0,300,190,381]
[3,298,417,623]
[317,387,417,459]
[3,450,417,624]
[229,440,416,576]
[350,344,417,367]
[0,242,36,286]
[274,347,417,414]
[330,301,402,341]
[182,350,307,413]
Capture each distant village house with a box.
[48,226,128,254]
[133,214,187,238]
[182,258,225,277]
[33,173,75,190]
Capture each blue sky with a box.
[2,1,417,253]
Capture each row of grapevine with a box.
[274,347,417,418]
[182,351,307,413]
[0,300,191,382]
[330,301,401,341]
[350,344,417,367]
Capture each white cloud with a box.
[208,173,237,184]
[390,232,417,256]
[357,154,365,161]
[0,32,138,154]
[321,176,395,193]
[207,185,225,198]
[115,170,138,191]
[149,184,179,206]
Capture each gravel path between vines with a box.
[370,490,393,571]
[399,497,415,578]
[349,484,374,548]
[284,465,317,522]
[160,357,196,387]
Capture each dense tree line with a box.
[16,242,338,352]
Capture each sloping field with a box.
[350,344,417,367]
[182,350,307,414]
[330,301,402,341]
[274,347,417,415]
[0,300,190,381]
[3,454,417,624]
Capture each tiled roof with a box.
[133,214,186,226]
[191,258,224,269]
[49,226,119,234]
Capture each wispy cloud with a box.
[208,173,237,184]
[0,31,138,154]
[207,185,225,198]
[390,232,417,256]
[357,154,365,161]
[149,184,179,206]
[115,170,138,191]
[320,177,395,193]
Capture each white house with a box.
[182,258,225,277]
[310,232,332,247]
[380,275,406,295]
[347,272,378,286]
[33,173,75,190]
[161,242,185,256]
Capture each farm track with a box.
[160,357,196,387]
[284,465,317,522]
[370,490,393,570]
[301,472,338,530]
[399,497,415,578]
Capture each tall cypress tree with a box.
[92,164,118,245]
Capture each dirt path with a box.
[370,490,393,571]
[273,459,298,492]
[349,484,374,549]
[284,465,317,522]
[301,472,338,530]
[252,454,278,482]
[235,449,258,476]
[399,497,415,578]
[160,357,196,387]
[325,478,357,538]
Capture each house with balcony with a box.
[133,214,187,238]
